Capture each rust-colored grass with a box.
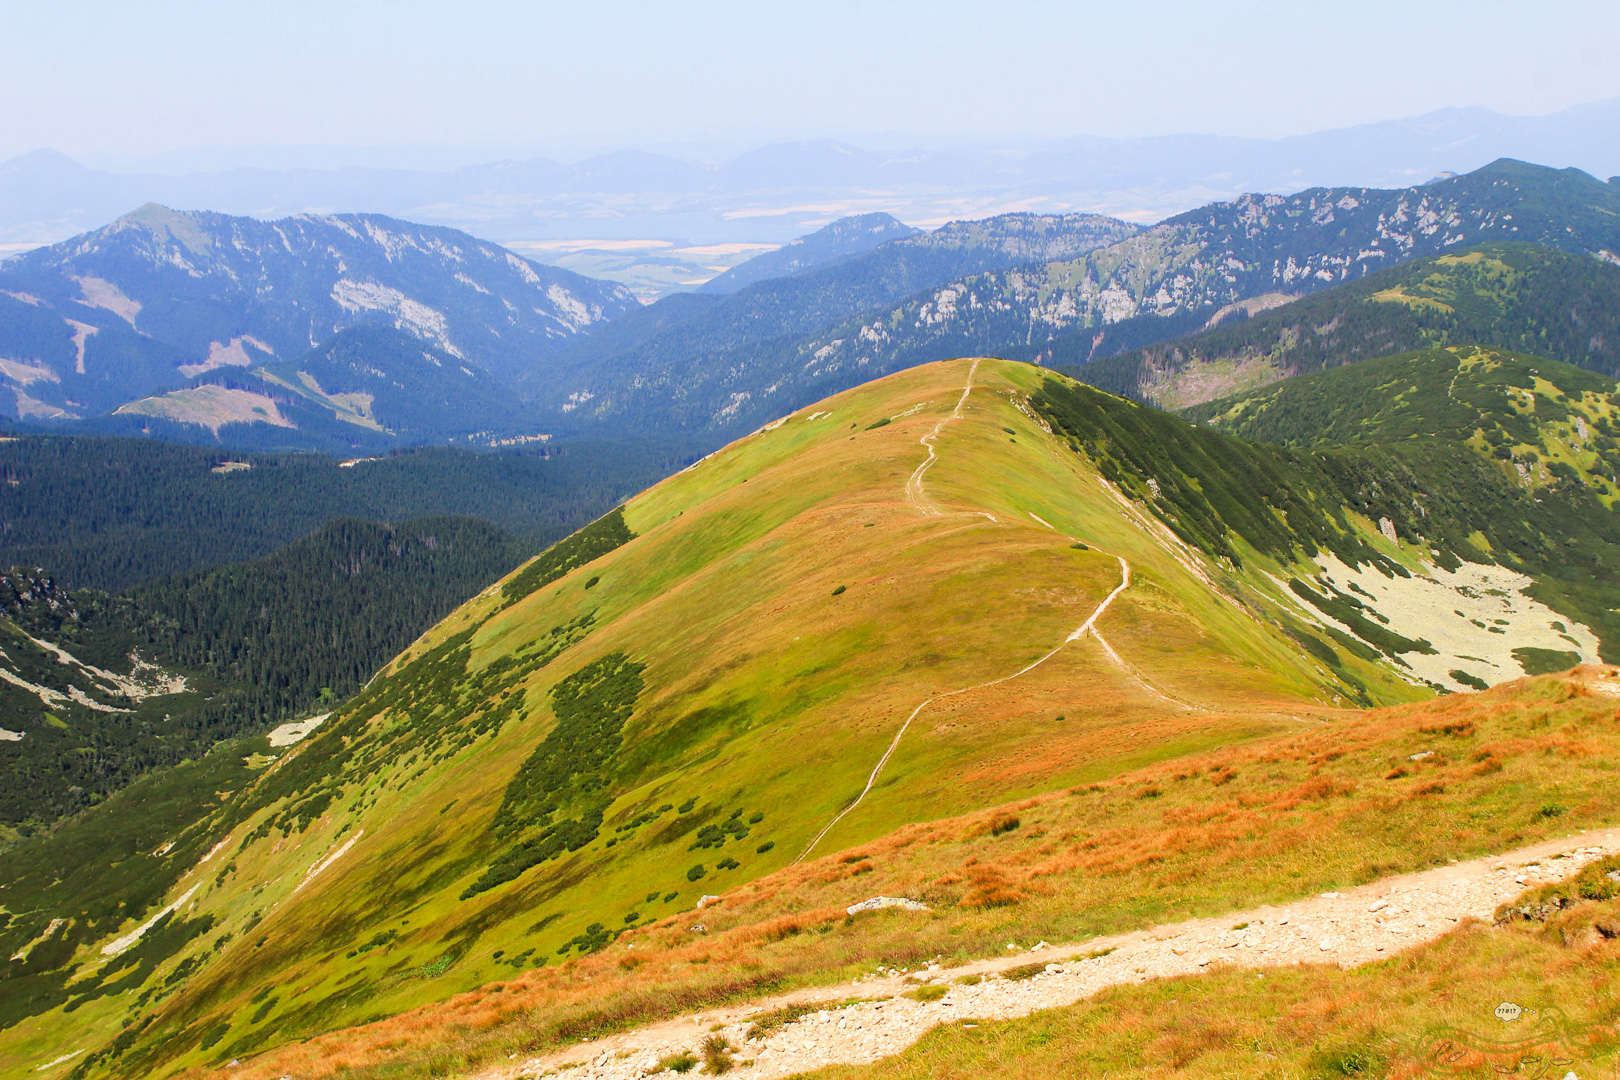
[805,860,1620,1080]
[193,670,1620,1080]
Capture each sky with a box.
[3,0,1619,166]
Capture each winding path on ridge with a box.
[903,359,980,517]
[798,361,1183,864]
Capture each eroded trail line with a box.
[1064,558,1198,711]
[799,369,1137,864]
[496,829,1620,1080]
[793,612,1104,865]
[905,359,980,516]
[1067,554,1129,641]
[1092,628,1202,711]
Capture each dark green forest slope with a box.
[0,517,530,827]
[0,434,691,591]
[1184,344,1617,449]
[0,430,694,828]
[1158,347,1620,652]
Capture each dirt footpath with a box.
[494,827,1620,1080]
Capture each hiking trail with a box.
[494,828,1620,1080]
[799,361,1186,863]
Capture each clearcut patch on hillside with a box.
[113,385,297,434]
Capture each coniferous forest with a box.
[0,434,698,829]
[0,433,696,591]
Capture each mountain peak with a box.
[0,147,89,174]
[695,211,921,294]
[114,202,216,256]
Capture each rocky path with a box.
[496,828,1619,1080]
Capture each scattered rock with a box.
[846,896,930,915]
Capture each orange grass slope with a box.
[206,667,1620,1080]
[805,867,1620,1080]
[9,358,1439,1079]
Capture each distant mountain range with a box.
[534,209,1140,396]
[536,159,1620,436]
[6,100,1620,250]
[8,157,1620,452]
[0,205,636,448]
[0,206,1140,448]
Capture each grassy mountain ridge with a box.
[199,670,1620,1080]
[7,356,1618,1078]
[0,359,1365,1077]
[1060,242,1620,407]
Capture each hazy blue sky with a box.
[4,0,1619,164]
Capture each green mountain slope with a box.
[1061,242,1620,407]
[1185,343,1615,448]
[542,160,1620,438]
[7,356,1619,1079]
[1181,345,1620,669]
